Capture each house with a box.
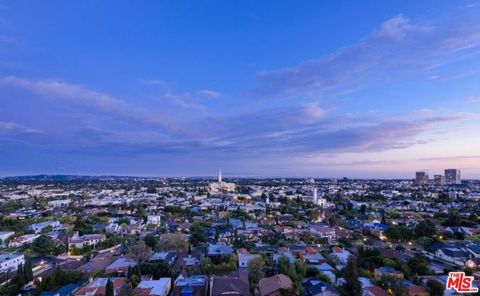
[310,263,336,283]
[27,221,61,233]
[74,277,126,296]
[435,247,470,265]
[105,258,137,274]
[0,231,15,246]
[406,285,430,296]
[78,253,115,276]
[444,226,473,237]
[331,247,350,265]
[48,199,72,208]
[147,215,161,226]
[259,274,293,296]
[175,253,201,269]
[9,234,40,247]
[374,267,404,280]
[210,270,250,296]
[300,248,326,264]
[229,218,244,229]
[466,257,480,269]
[467,244,480,258]
[68,232,106,249]
[172,274,208,296]
[134,278,171,296]
[310,225,336,240]
[237,248,261,268]
[303,278,338,296]
[40,283,81,296]
[105,223,120,233]
[364,286,389,296]
[364,223,389,238]
[207,243,233,259]
[150,251,177,266]
[0,253,25,272]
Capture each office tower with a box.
[445,169,461,185]
[313,187,318,204]
[415,171,429,185]
[434,174,445,186]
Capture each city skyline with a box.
[1,1,480,178]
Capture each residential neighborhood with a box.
[0,171,478,295]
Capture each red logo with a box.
[446,272,478,293]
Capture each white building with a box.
[147,215,162,226]
[9,234,40,247]
[27,220,60,234]
[209,170,236,193]
[68,232,106,249]
[0,253,25,272]
[135,278,172,296]
[48,199,71,208]
[237,249,261,268]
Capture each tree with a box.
[445,211,461,226]
[469,213,478,223]
[144,234,158,249]
[106,278,115,296]
[199,258,215,275]
[277,256,290,275]
[360,204,367,216]
[407,254,430,276]
[248,257,266,287]
[340,256,362,296]
[128,241,153,262]
[159,233,188,251]
[385,225,413,242]
[328,215,337,227]
[427,279,444,296]
[24,260,33,283]
[190,224,206,247]
[414,220,436,238]
[32,235,55,256]
[16,264,25,287]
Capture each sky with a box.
[1,1,480,178]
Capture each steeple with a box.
[218,169,222,183]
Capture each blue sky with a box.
[1,1,480,178]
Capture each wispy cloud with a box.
[250,9,480,99]
[0,76,178,131]
[0,121,42,134]
[197,89,221,98]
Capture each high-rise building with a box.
[434,175,445,186]
[415,171,429,185]
[445,169,461,185]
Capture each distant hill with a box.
[0,174,153,181]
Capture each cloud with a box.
[192,107,463,156]
[250,9,480,98]
[0,76,177,131]
[298,103,327,124]
[464,94,480,104]
[197,89,221,98]
[375,14,430,40]
[141,79,168,86]
[164,92,207,110]
[0,121,41,134]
